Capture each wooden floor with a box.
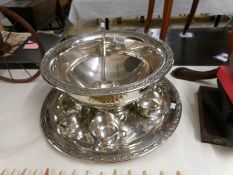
[0,27,230,68]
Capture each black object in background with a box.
[198,83,233,147]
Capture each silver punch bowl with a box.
[40,31,182,162]
[40,31,174,107]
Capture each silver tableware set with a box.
[40,24,182,162]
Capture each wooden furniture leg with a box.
[214,15,222,27]
[171,25,233,81]
[228,25,233,56]
[144,0,155,33]
[105,18,109,30]
[160,0,173,41]
[229,25,233,66]
[140,16,145,23]
[182,0,199,35]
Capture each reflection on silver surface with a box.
[89,112,122,151]
[137,89,169,120]
[41,78,182,162]
[40,31,173,96]
[40,30,180,162]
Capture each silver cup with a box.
[89,111,123,150]
[137,91,166,120]
[58,112,84,139]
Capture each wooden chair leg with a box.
[105,18,109,30]
[228,25,233,56]
[144,0,155,33]
[140,16,145,23]
[214,15,222,27]
[182,0,199,35]
[160,0,173,41]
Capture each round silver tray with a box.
[41,78,181,162]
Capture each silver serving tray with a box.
[41,78,181,162]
